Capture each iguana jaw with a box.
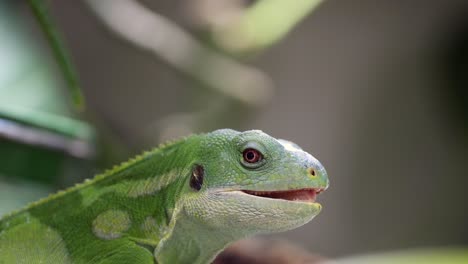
[240,188,325,203]
[236,188,325,204]
[185,188,324,234]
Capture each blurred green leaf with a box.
[334,248,468,264]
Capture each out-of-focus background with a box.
[1,0,467,260]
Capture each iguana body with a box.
[0,129,329,264]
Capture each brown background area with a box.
[21,0,468,257]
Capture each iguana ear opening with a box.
[190,164,204,191]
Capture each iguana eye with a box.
[243,148,263,163]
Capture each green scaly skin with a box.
[0,129,329,264]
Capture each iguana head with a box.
[182,129,329,235]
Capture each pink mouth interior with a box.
[241,188,324,202]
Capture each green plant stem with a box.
[27,0,85,111]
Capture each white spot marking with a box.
[279,139,302,153]
[92,210,131,240]
[125,169,179,198]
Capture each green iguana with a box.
[0,129,329,264]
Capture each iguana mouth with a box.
[241,188,324,202]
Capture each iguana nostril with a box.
[308,168,316,177]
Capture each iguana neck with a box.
[155,208,243,264]
[79,140,197,246]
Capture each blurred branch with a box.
[0,118,93,159]
[85,0,273,106]
[27,0,85,111]
[214,237,328,264]
[211,0,324,54]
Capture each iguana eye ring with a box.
[243,148,263,163]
